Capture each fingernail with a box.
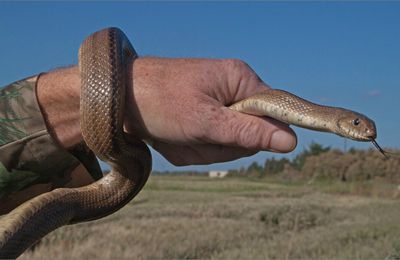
[269,130,297,152]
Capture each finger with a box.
[151,141,257,166]
[202,106,297,153]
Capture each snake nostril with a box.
[363,128,376,139]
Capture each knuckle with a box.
[233,119,266,149]
[223,59,261,91]
[224,59,250,73]
[197,106,226,140]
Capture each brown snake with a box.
[0,27,382,258]
[0,28,151,258]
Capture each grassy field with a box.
[21,175,400,259]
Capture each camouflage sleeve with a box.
[0,75,102,199]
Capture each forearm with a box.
[36,59,154,149]
[0,73,103,211]
[37,66,82,149]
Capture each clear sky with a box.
[1,2,399,172]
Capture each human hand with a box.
[28,56,298,211]
[124,58,297,165]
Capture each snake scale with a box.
[0,27,382,258]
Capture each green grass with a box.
[21,175,400,259]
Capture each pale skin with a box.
[1,57,297,212]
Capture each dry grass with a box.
[20,176,400,259]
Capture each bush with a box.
[291,142,331,171]
[233,142,400,182]
[300,148,400,181]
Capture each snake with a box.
[0,27,383,258]
[0,28,151,258]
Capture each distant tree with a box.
[227,169,239,177]
[291,142,330,170]
[348,147,357,154]
[264,157,290,176]
[247,161,263,177]
[229,166,248,177]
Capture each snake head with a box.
[336,110,377,141]
[336,110,390,158]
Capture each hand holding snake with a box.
[0,28,384,258]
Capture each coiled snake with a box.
[0,27,383,258]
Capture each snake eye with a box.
[353,118,360,126]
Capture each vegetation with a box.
[15,143,400,259]
[20,175,400,259]
[230,143,400,183]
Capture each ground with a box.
[21,175,400,259]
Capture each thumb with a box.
[207,106,297,152]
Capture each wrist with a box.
[124,57,152,140]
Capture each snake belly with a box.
[0,28,152,258]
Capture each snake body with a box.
[0,28,151,258]
[0,28,377,258]
[230,89,377,142]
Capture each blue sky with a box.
[1,2,399,171]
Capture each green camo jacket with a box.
[0,75,102,199]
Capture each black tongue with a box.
[371,139,389,159]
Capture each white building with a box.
[209,170,229,178]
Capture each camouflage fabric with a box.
[0,75,102,199]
